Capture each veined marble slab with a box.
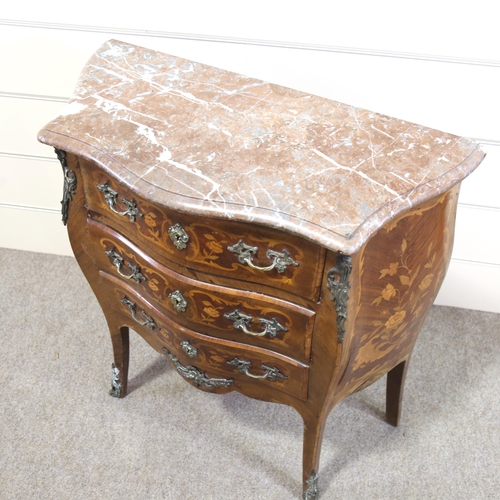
[38,40,485,254]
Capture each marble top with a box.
[38,40,485,254]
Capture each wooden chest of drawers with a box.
[38,40,485,499]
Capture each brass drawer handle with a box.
[105,249,146,283]
[97,182,143,222]
[169,290,188,312]
[163,348,233,389]
[227,240,298,273]
[224,309,288,338]
[227,358,287,381]
[168,223,189,250]
[120,296,157,330]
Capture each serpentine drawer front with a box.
[81,158,325,301]
[38,40,485,499]
[88,220,315,361]
[105,274,310,401]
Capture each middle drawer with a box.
[89,219,315,362]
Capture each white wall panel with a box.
[435,260,500,313]
[2,1,499,61]
[459,144,500,209]
[0,97,66,157]
[0,206,72,256]
[0,155,61,209]
[453,205,500,266]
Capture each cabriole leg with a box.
[109,325,130,398]
[302,414,327,499]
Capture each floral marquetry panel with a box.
[335,187,459,400]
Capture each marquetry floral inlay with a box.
[144,211,157,228]
[202,304,221,319]
[148,278,160,292]
[205,235,224,254]
[354,234,443,371]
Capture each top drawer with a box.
[80,158,325,300]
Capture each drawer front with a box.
[89,220,315,362]
[105,275,309,401]
[80,158,324,300]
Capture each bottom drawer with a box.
[103,272,309,401]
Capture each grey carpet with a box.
[1,247,499,500]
